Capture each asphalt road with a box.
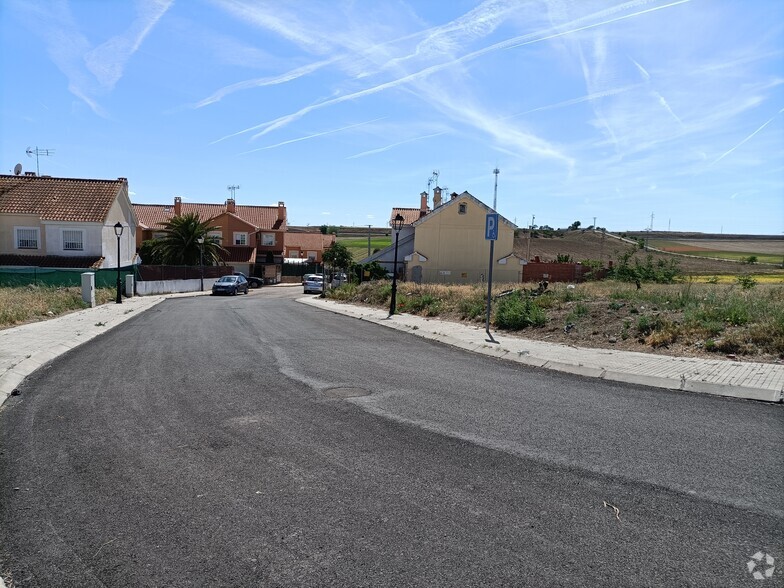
[1,286,782,587]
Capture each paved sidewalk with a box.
[299,296,784,403]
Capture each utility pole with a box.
[527,214,535,261]
[367,224,372,257]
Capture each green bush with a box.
[494,291,547,330]
[736,275,757,290]
[458,293,486,320]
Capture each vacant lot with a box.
[329,279,784,363]
[0,286,116,329]
[338,236,393,261]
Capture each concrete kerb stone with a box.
[298,296,784,403]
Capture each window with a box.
[233,232,248,245]
[15,227,39,249]
[458,203,467,214]
[62,229,84,251]
[261,233,275,246]
[208,231,222,243]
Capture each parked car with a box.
[303,274,324,294]
[212,274,249,296]
[233,272,262,288]
[331,273,348,287]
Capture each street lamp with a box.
[113,222,123,304]
[197,236,205,292]
[389,213,405,316]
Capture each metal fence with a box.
[0,266,135,288]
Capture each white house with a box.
[0,173,137,268]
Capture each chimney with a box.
[433,187,442,208]
[450,191,459,201]
[226,198,236,213]
[24,171,36,176]
[278,201,286,221]
[117,177,127,183]
[174,196,182,216]
[420,191,428,217]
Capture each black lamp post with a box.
[197,236,205,292]
[389,213,405,316]
[113,222,123,304]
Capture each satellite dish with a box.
[13,163,22,175]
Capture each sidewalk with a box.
[298,297,784,404]
[1,291,782,408]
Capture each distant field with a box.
[649,239,784,264]
[338,236,392,261]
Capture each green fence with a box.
[0,266,136,288]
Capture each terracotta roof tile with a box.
[219,246,257,264]
[283,233,335,250]
[391,207,426,226]
[133,202,285,231]
[0,174,125,222]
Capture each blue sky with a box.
[1,0,783,235]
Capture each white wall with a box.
[135,278,218,296]
[42,221,104,256]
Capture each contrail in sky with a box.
[237,117,388,155]
[710,107,784,166]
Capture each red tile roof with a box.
[0,174,125,222]
[133,202,285,231]
[391,207,426,226]
[283,233,335,250]
[219,246,257,264]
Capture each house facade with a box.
[133,197,286,278]
[0,173,137,268]
[361,187,521,284]
[283,232,336,262]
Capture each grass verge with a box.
[0,286,116,329]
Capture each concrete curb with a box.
[298,296,784,403]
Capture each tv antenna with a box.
[26,146,55,175]
[426,170,439,202]
[227,184,240,199]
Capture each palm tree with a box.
[153,212,227,266]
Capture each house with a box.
[133,197,286,279]
[361,187,521,284]
[283,231,336,262]
[0,173,137,269]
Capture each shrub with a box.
[494,291,547,330]
[736,275,757,290]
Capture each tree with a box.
[569,220,581,230]
[152,212,227,266]
[322,241,353,271]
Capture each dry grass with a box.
[329,279,784,362]
[0,286,116,329]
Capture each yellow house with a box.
[404,191,522,284]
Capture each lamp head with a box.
[392,213,405,232]
[113,222,123,237]
[197,236,205,244]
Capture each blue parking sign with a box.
[485,213,499,240]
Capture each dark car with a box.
[212,274,249,296]
[233,272,262,288]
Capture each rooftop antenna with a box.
[25,146,54,175]
[227,184,240,199]
[426,170,439,203]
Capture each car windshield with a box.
[217,276,236,283]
